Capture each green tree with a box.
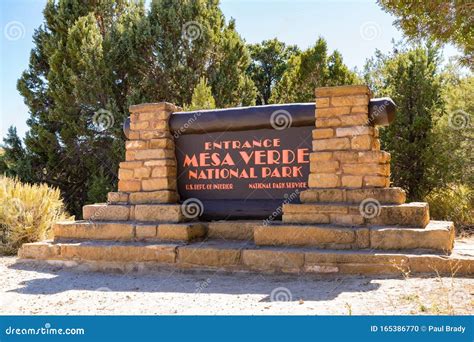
[136,0,256,108]
[186,77,216,110]
[0,127,32,181]
[364,43,445,200]
[247,38,299,105]
[16,0,144,216]
[14,0,257,217]
[377,1,473,66]
[270,38,358,103]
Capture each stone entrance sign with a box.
[19,85,468,277]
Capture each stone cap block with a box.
[315,85,371,98]
[129,102,181,113]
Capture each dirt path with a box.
[0,257,473,315]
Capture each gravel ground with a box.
[0,256,473,315]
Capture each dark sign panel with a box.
[174,126,313,219]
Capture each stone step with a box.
[254,221,454,252]
[53,220,206,242]
[18,239,474,276]
[299,187,406,204]
[83,203,192,223]
[282,202,430,227]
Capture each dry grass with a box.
[0,177,71,254]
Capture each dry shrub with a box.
[0,176,71,254]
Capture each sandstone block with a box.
[339,114,369,126]
[313,137,350,151]
[130,121,149,131]
[158,223,206,241]
[242,250,304,271]
[315,97,330,107]
[83,204,130,221]
[149,138,174,149]
[61,243,176,263]
[315,117,341,128]
[129,191,178,204]
[331,95,369,107]
[125,140,148,150]
[282,213,330,224]
[140,131,172,140]
[107,192,129,204]
[135,224,157,239]
[341,175,363,187]
[206,221,256,240]
[134,167,151,179]
[310,160,339,173]
[129,102,179,114]
[144,159,177,167]
[366,202,430,228]
[254,225,356,247]
[118,180,141,192]
[370,221,454,252]
[345,187,406,204]
[178,246,241,267]
[308,173,340,188]
[309,152,333,162]
[119,161,143,169]
[351,135,376,150]
[317,106,351,118]
[18,242,60,260]
[133,149,175,161]
[342,163,390,176]
[142,177,177,191]
[300,189,344,203]
[351,105,369,113]
[54,221,134,240]
[315,85,370,97]
[118,169,134,180]
[336,126,373,137]
[312,128,334,139]
[151,166,177,178]
[134,204,184,222]
[363,175,390,187]
[150,120,169,131]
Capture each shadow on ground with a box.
[6,259,390,302]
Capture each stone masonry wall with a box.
[310,85,391,189]
[109,102,181,205]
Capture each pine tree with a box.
[136,0,256,108]
[364,43,445,200]
[270,38,358,103]
[186,77,216,110]
[247,38,300,105]
[17,0,144,216]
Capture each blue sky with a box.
[0,0,461,140]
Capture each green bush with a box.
[425,184,474,233]
[0,176,70,255]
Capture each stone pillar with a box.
[310,85,390,189]
[108,102,181,205]
[282,85,431,227]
